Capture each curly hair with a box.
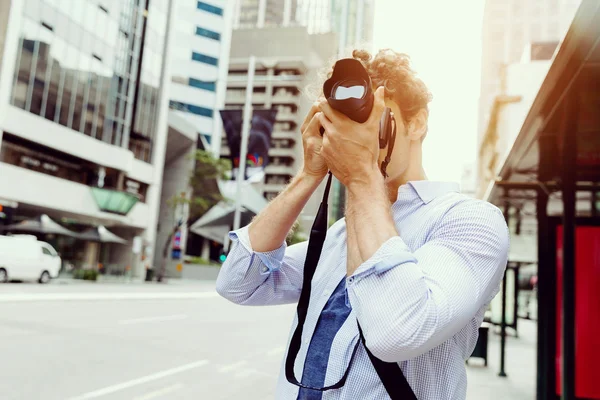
[308,49,433,128]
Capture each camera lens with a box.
[332,79,368,100]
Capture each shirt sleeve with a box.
[215,225,307,306]
[347,201,509,362]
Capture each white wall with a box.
[0,162,150,229]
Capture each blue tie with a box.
[297,278,352,400]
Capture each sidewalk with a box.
[466,319,537,400]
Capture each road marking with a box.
[218,360,248,373]
[0,292,219,303]
[67,360,209,400]
[133,383,184,400]
[234,368,272,379]
[266,346,285,357]
[119,314,188,325]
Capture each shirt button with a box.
[304,339,309,345]
[347,277,354,284]
[323,290,330,297]
[261,266,269,273]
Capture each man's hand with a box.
[300,101,329,182]
[317,86,386,189]
[246,103,330,252]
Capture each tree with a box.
[156,150,231,282]
[286,220,308,246]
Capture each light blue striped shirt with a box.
[216,181,509,399]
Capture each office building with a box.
[0,0,173,278]
[221,26,337,232]
[168,0,233,155]
[233,0,299,29]
[222,0,375,230]
[155,0,234,276]
[476,0,581,193]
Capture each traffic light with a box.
[219,251,227,263]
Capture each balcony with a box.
[272,130,299,141]
[227,74,303,90]
[225,90,267,105]
[265,164,296,175]
[271,92,300,104]
[269,147,296,157]
[262,183,285,193]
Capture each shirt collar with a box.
[398,181,461,204]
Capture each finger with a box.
[317,112,335,134]
[300,102,321,132]
[368,86,386,124]
[303,112,323,138]
[318,100,345,123]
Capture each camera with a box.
[322,58,396,161]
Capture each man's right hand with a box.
[300,101,328,181]
[246,103,327,252]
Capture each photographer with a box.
[216,49,509,399]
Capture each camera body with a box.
[322,58,395,151]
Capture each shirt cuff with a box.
[347,236,417,286]
[229,226,287,276]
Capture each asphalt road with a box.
[0,282,537,400]
[0,282,296,400]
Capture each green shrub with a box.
[187,256,211,265]
[72,269,98,281]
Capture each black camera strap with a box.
[285,172,417,400]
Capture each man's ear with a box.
[407,109,428,141]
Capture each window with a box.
[189,78,216,91]
[191,51,218,66]
[195,26,221,41]
[41,247,53,256]
[169,100,213,117]
[197,1,223,16]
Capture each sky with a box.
[371,0,486,185]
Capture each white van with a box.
[0,235,61,283]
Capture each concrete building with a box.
[233,0,299,29]
[223,0,375,230]
[221,26,337,232]
[476,0,581,194]
[0,0,173,278]
[477,46,554,199]
[154,0,234,276]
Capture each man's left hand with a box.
[317,86,386,188]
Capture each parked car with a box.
[0,235,61,283]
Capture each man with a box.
[216,49,509,399]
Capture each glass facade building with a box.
[9,0,168,163]
[168,0,230,148]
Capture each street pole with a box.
[231,55,256,239]
[499,199,509,377]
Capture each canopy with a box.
[0,214,77,237]
[79,226,128,244]
[190,179,267,244]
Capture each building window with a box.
[191,51,218,66]
[169,100,213,118]
[189,78,216,92]
[197,1,223,16]
[195,26,221,41]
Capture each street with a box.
[0,282,536,400]
[0,282,295,400]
